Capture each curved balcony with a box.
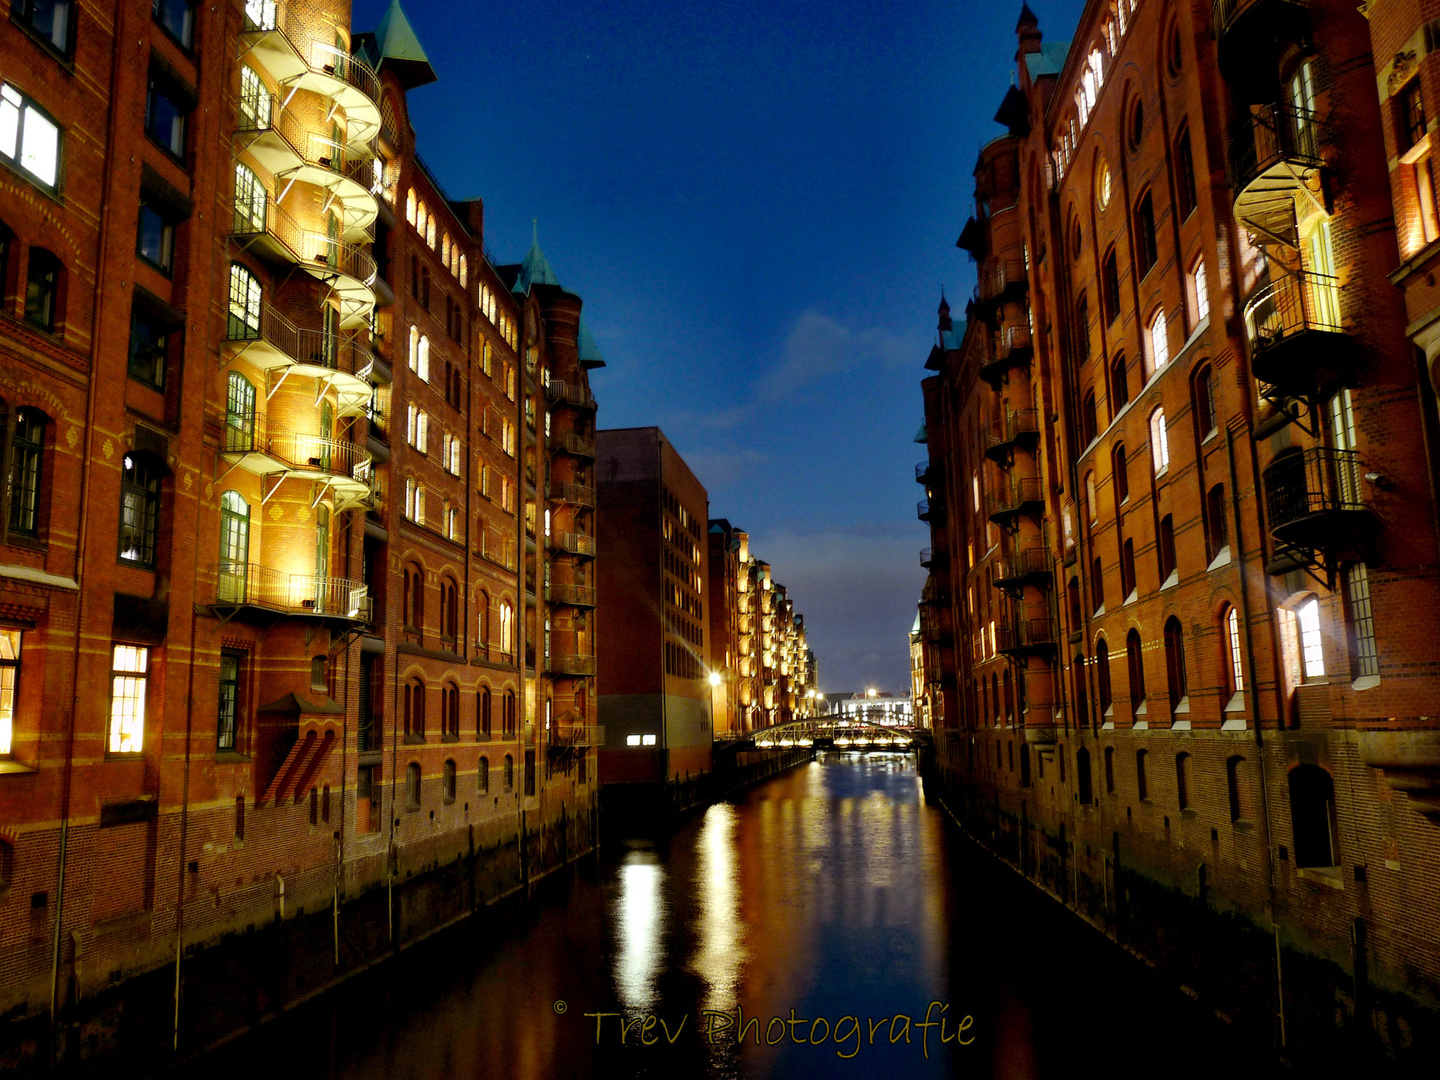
[228,196,377,328]
[549,582,597,609]
[547,654,598,678]
[973,258,1027,322]
[1242,271,1353,402]
[996,616,1056,657]
[233,94,378,240]
[555,531,596,558]
[1262,447,1374,558]
[1228,104,1328,247]
[1212,0,1309,105]
[223,304,374,416]
[987,476,1045,527]
[920,547,949,569]
[551,432,597,459]
[546,380,598,411]
[983,408,1041,464]
[239,4,381,152]
[549,482,596,507]
[220,429,373,507]
[979,324,1033,390]
[917,497,945,524]
[213,561,371,623]
[915,458,938,486]
[990,546,1051,591]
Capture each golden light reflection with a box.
[615,852,665,1013]
[693,804,745,1014]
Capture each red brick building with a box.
[921,0,1440,1061]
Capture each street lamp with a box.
[708,670,722,687]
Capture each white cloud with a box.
[759,309,913,399]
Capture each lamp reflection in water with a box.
[693,804,744,1014]
[614,852,666,1013]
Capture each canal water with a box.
[180,752,1251,1079]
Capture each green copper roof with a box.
[578,317,606,369]
[1023,41,1069,80]
[912,611,922,634]
[371,0,436,89]
[914,423,928,444]
[513,224,563,295]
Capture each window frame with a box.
[0,626,20,756]
[108,643,149,755]
[118,452,163,569]
[0,82,63,192]
[12,0,77,58]
[217,647,243,752]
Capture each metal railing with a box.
[226,302,371,378]
[1212,0,1306,40]
[549,582,597,608]
[991,546,1050,584]
[920,547,936,568]
[214,562,370,620]
[1242,270,1343,357]
[915,459,935,483]
[976,258,1027,304]
[228,194,376,284]
[548,654,597,677]
[268,431,370,479]
[996,324,1032,357]
[552,723,604,745]
[1263,447,1366,530]
[234,93,367,176]
[552,432,596,458]
[240,5,380,106]
[546,380,597,410]
[985,408,1041,451]
[987,476,1045,518]
[1228,103,1327,195]
[549,482,596,507]
[995,616,1055,652]
[555,531,596,557]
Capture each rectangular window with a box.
[24,249,60,331]
[109,644,149,754]
[217,648,241,751]
[128,300,176,390]
[1402,79,1427,152]
[145,80,187,158]
[118,453,161,567]
[0,628,19,755]
[152,0,196,49]
[1344,563,1379,680]
[1297,597,1326,680]
[136,200,176,273]
[14,0,75,55]
[8,407,45,537]
[1149,408,1170,473]
[1190,258,1209,324]
[0,82,61,190]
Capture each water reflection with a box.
[613,852,665,1013]
[693,804,744,1017]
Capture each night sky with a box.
[357,0,1088,694]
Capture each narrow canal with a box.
[181,752,1253,1079]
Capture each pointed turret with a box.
[366,0,437,89]
[938,291,952,334]
[1017,3,1042,55]
[512,222,564,295]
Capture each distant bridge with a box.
[723,715,929,752]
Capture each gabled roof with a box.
[365,0,437,89]
[1023,41,1069,80]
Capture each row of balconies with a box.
[224,302,374,416]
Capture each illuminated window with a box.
[1226,606,1244,696]
[0,628,19,755]
[1190,257,1209,324]
[119,453,162,568]
[217,648,242,751]
[1297,596,1326,679]
[1148,309,1169,374]
[1149,407,1169,473]
[0,83,61,190]
[1344,563,1378,680]
[109,645,149,754]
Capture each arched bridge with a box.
[726,715,930,752]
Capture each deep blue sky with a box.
[357,0,1087,693]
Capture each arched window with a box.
[479,755,489,793]
[1289,765,1338,868]
[1297,595,1326,680]
[1110,354,1129,413]
[404,565,424,635]
[1175,751,1192,810]
[1164,616,1187,711]
[1075,292,1090,359]
[1073,655,1089,728]
[503,753,514,793]
[1097,638,1112,713]
[232,163,267,233]
[443,682,459,738]
[443,759,456,803]
[224,372,256,452]
[1126,628,1146,713]
[1193,363,1216,439]
[1222,605,1245,700]
[1119,537,1135,598]
[498,601,514,657]
[405,762,421,810]
[439,577,458,642]
[1112,444,1128,504]
[1149,407,1169,473]
[1082,390,1098,445]
[476,590,490,651]
[1205,484,1227,560]
[406,188,416,226]
[118,452,163,568]
[1158,515,1176,583]
[1226,755,1247,821]
[225,265,262,343]
[1102,247,1121,324]
[218,491,250,602]
[1146,307,1168,374]
[6,405,46,538]
[1077,747,1093,803]
[1068,576,1083,628]
[1135,748,1149,800]
[1002,669,1014,720]
[1135,192,1158,278]
[1189,256,1209,323]
[479,685,492,737]
[1091,555,1105,613]
[404,677,425,738]
[503,689,517,736]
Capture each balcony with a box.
[546,380,597,411]
[555,531,597,558]
[973,258,1027,320]
[983,408,1041,464]
[996,616,1056,657]
[1242,271,1353,402]
[987,476,1045,527]
[228,196,377,328]
[920,547,949,569]
[551,432,597,459]
[547,653,597,677]
[233,94,378,240]
[223,303,374,416]
[979,324,1033,390]
[549,482,596,508]
[990,546,1051,590]
[915,458,939,486]
[1228,104,1328,247]
[1212,0,1309,105]
[549,582,597,609]
[1262,447,1375,560]
[213,562,371,623]
[917,497,945,524]
[238,3,381,151]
